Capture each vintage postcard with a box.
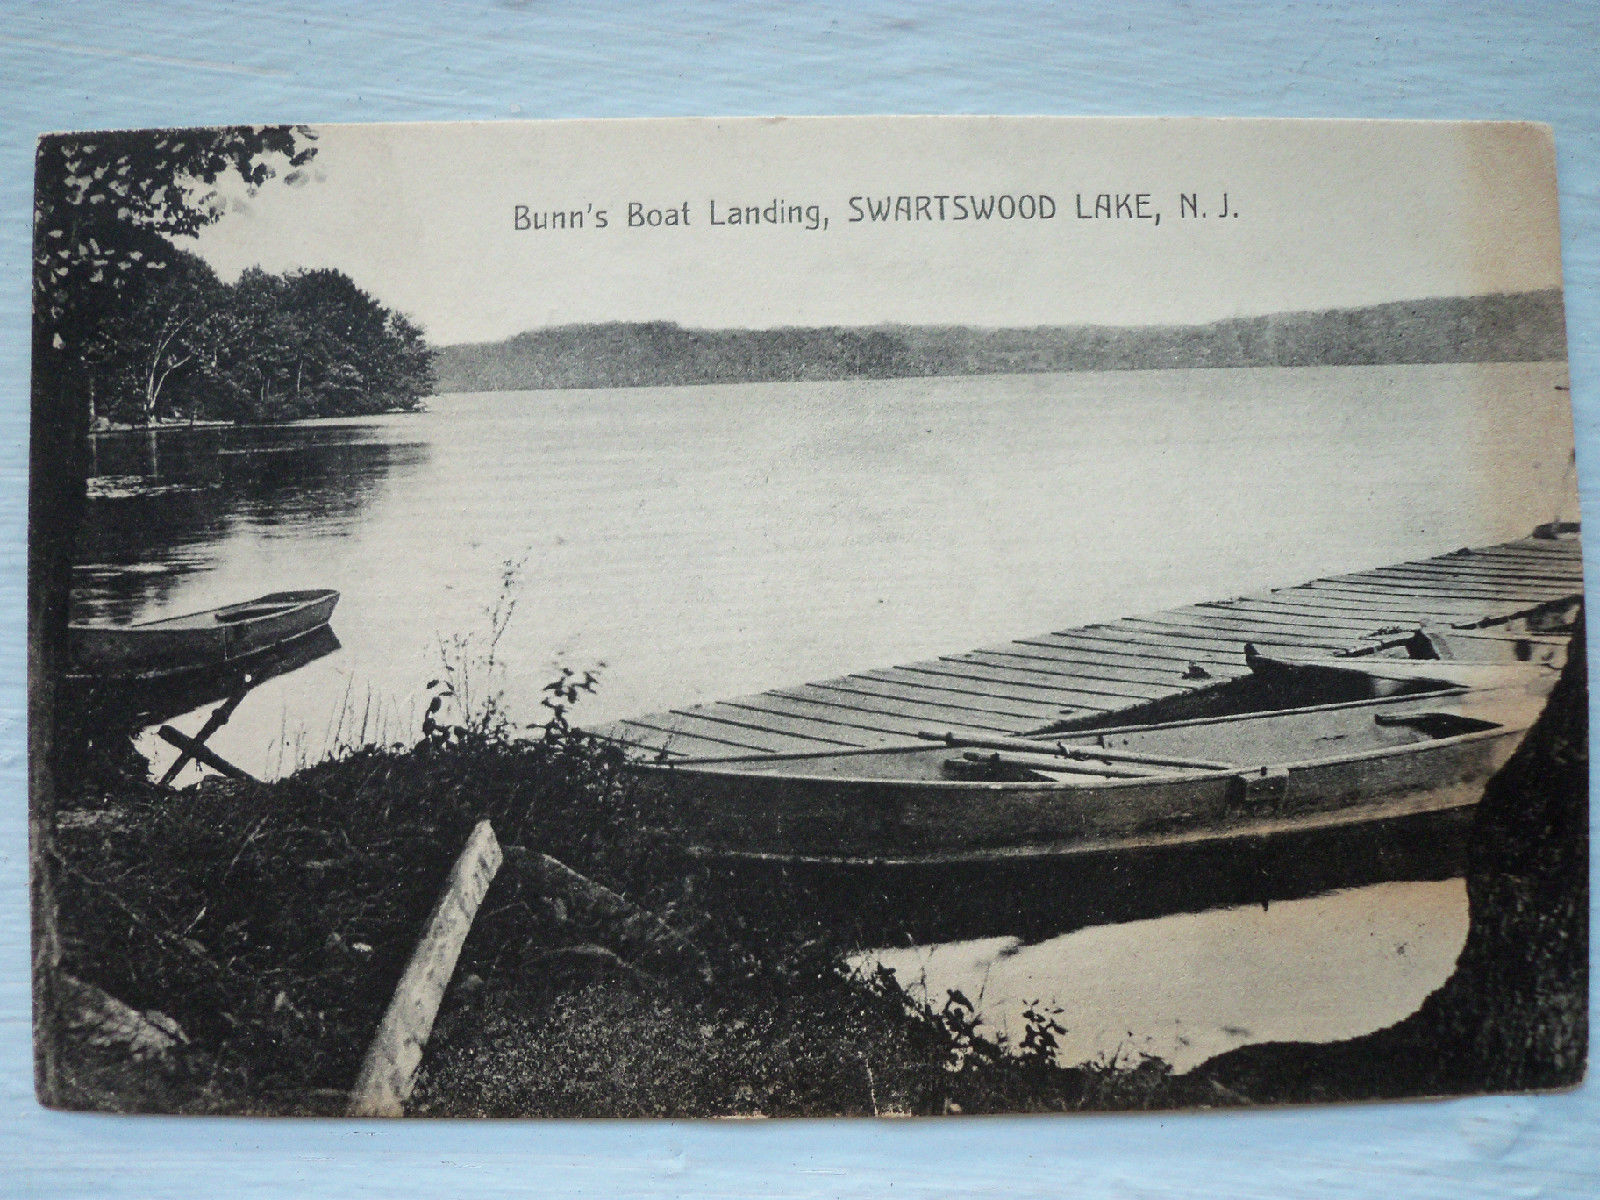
[30,116,1584,1116]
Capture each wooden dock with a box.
[588,536,1584,762]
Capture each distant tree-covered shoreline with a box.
[432,290,1567,394]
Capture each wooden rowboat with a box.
[69,589,340,681]
[630,653,1558,866]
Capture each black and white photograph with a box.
[29,116,1585,1117]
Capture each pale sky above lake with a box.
[186,117,1563,346]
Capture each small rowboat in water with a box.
[632,650,1560,866]
[69,589,340,681]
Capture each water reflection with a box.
[855,877,1468,1073]
[64,367,1553,1073]
[704,806,1471,946]
[712,808,1473,1072]
[74,422,429,624]
[68,624,344,727]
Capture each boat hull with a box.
[690,803,1477,944]
[68,589,340,680]
[634,691,1537,865]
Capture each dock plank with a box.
[606,718,770,759]
[780,684,1048,733]
[719,692,1007,740]
[1311,573,1577,601]
[886,661,1128,710]
[1214,595,1476,626]
[952,650,1193,696]
[1300,580,1566,611]
[853,668,1117,721]
[795,677,1063,722]
[673,702,877,749]
[594,535,1582,762]
[988,636,1224,674]
[661,706,875,753]
[1021,630,1249,667]
[1101,618,1354,655]
[938,653,1179,700]
[1375,559,1582,584]
[1127,610,1366,649]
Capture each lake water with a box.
[75,360,1573,1069]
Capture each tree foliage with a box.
[80,255,436,425]
[35,126,433,425]
[35,126,316,345]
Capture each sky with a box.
[186,117,1564,347]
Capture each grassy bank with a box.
[48,626,1587,1115]
[50,716,1174,1116]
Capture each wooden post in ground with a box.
[347,819,503,1118]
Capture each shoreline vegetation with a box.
[432,290,1566,394]
[45,623,1586,1116]
[77,246,435,428]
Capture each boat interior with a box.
[655,640,1560,786]
[130,589,338,630]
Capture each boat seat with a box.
[1370,711,1500,737]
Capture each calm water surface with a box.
[75,361,1572,1068]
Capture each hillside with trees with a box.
[81,248,433,427]
[432,290,1567,393]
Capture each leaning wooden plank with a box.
[348,820,503,1118]
[502,847,706,976]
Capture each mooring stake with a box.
[156,724,255,782]
[158,676,253,786]
[347,819,504,1118]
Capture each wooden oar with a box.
[918,730,1236,771]
[957,749,1168,779]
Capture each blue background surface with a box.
[3,3,1597,1196]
